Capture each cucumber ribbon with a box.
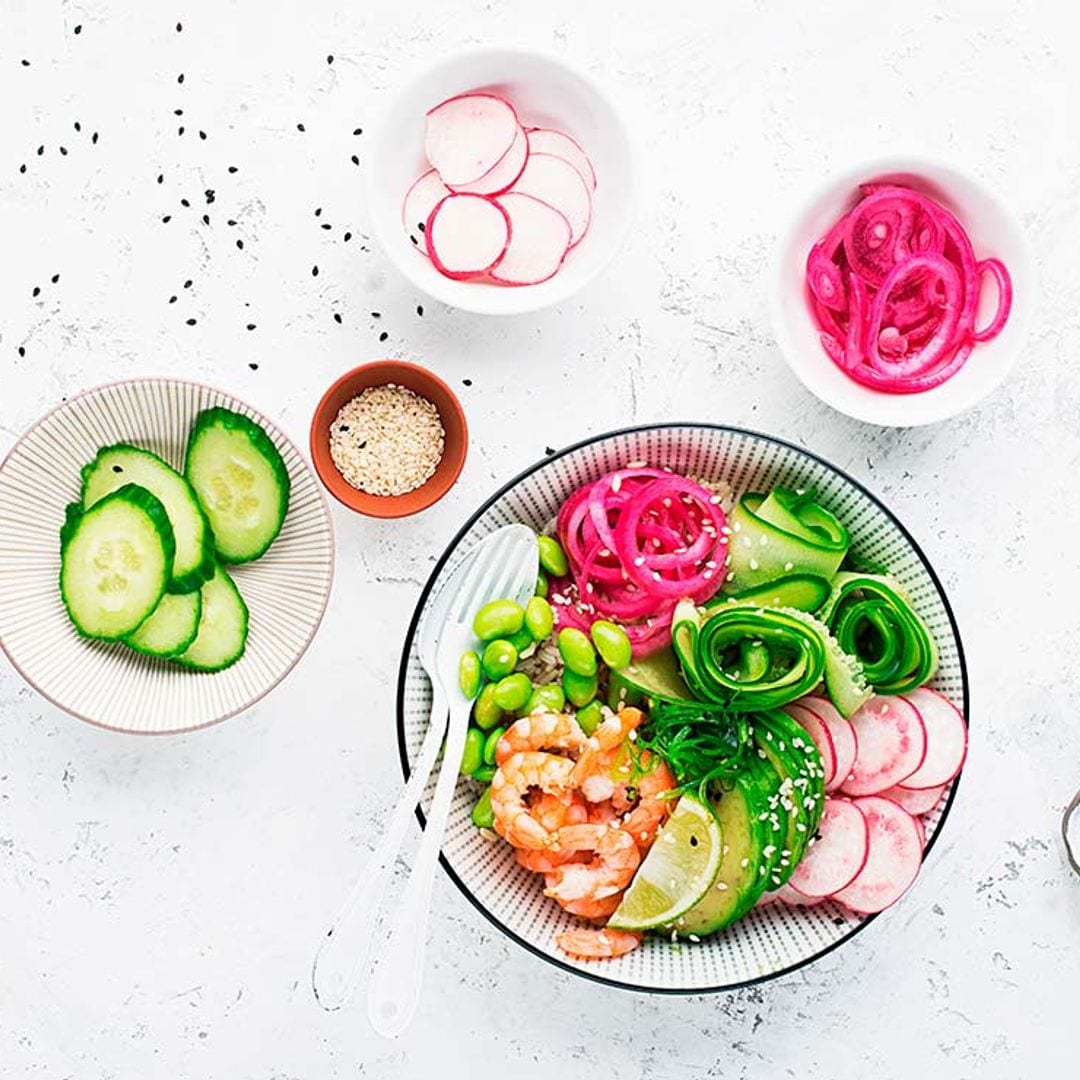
[726,488,850,596]
[818,572,938,695]
[671,599,870,718]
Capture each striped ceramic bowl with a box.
[397,423,967,993]
[0,379,334,734]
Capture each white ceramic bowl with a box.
[0,379,334,734]
[397,424,968,993]
[365,47,634,315]
[770,158,1034,426]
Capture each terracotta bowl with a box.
[310,360,468,518]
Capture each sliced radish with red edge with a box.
[525,127,597,190]
[512,152,592,246]
[425,194,510,280]
[913,815,926,851]
[880,782,946,817]
[831,796,923,914]
[424,93,519,187]
[895,688,967,789]
[784,703,838,790]
[403,169,452,256]
[800,694,859,792]
[449,124,528,196]
[787,797,870,898]
[840,696,927,797]
[490,192,572,286]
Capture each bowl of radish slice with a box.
[771,158,1033,426]
[365,47,634,315]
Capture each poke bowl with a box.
[396,423,967,993]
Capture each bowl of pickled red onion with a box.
[770,158,1033,427]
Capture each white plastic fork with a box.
[310,524,537,1014]
[366,524,538,1037]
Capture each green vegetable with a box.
[472,598,525,641]
[482,726,505,766]
[562,667,598,707]
[492,672,532,711]
[481,639,518,680]
[184,406,290,564]
[557,627,597,677]
[506,627,535,654]
[524,595,554,641]
[460,727,485,776]
[124,590,202,659]
[708,573,832,614]
[575,700,604,736]
[590,619,632,670]
[535,571,549,598]
[472,764,497,784]
[59,484,176,641]
[473,684,503,730]
[172,565,249,672]
[526,683,565,714]
[818,572,938,694]
[471,786,495,828]
[537,535,569,577]
[459,650,482,699]
[671,599,871,717]
[725,488,849,594]
[607,647,692,710]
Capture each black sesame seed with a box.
[32,286,40,297]
[19,164,26,174]
[545,446,556,455]
[371,311,381,318]
[378,331,388,342]
[74,121,81,131]
[314,207,322,217]
[205,189,215,204]
[417,222,425,233]
[311,265,319,277]
[186,318,197,325]
[184,279,193,288]
[169,295,177,303]
[689,835,699,847]
[358,441,367,449]
[462,378,472,387]
[297,122,305,132]
[178,73,185,84]
[409,235,418,246]
[17,346,25,356]
[74,24,82,34]
[51,273,59,284]
[198,130,206,140]
[180,198,190,207]
[227,165,238,173]
[59,146,68,155]
[416,304,424,316]
[174,108,183,116]
[157,173,164,184]
[160,214,171,224]
[320,223,331,230]
[37,145,44,156]
[246,324,256,331]
[326,54,334,64]
[227,219,237,226]
[111,464,122,473]
[333,312,342,324]
[176,22,182,32]
[338,425,349,433]
[248,362,259,370]
[21,59,30,67]
[236,239,244,250]
[201,213,210,225]
[343,231,352,242]
[350,154,359,166]
[178,126,185,136]
[352,127,363,136]
[91,132,98,144]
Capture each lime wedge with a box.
[607,793,723,931]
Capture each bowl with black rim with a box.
[396,423,967,993]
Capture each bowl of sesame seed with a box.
[310,360,467,518]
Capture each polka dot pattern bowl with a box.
[396,423,967,993]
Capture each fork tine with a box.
[451,533,509,621]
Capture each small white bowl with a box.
[365,47,635,316]
[770,158,1034,426]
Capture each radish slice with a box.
[897,688,967,789]
[450,124,528,196]
[913,815,926,850]
[525,128,597,190]
[512,152,592,246]
[761,882,825,906]
[402,169,452,256]
[787,798,870,898]
[425,194,510,280]
[490,192,572,285]
[424,93,519,187]
[832,796,923,913]
[784,703,838,789]
[881,783,946,817]
[840,696,927,797]
[799,694,859,792]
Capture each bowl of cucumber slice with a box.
[0,379,334,734]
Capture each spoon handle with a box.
[366,693,471,1037]
[311,681,448,1011]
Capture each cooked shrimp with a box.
[586,799,621,826]
[620,752,677,851]
[528,789,588,832]
[491,752,576,850]
[515,847,586,874]
[556,928,642,960]
[543,823,640,904]
[495,712,587,765]
[558,893,622,919]
[570,708,645,787]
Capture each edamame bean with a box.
[458,650,482,699]
[473,683,503,730]
[493,672,532,712]
[557,627,597,677]
[526,683,566,714]
[472,764,497,784]
[563,667,598,708]
[472,599,525,642]
[535,571,549,598]
[507,627,535,655]
[590,620,633,671]
[481,638,518,681]
[471,786,495,828]
[482,726,505,766]
[524,595,554,641]
[576,700,604,736]
[537,535,569,578]
[460,727,484,777]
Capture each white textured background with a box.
[1,2,1077,1078]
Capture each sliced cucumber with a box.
[185,407,290,563]
[59,484,175,640]
[707,573,832,614]
[124,590,202,658]
[81,443,215,594]
[173,565,248,672]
